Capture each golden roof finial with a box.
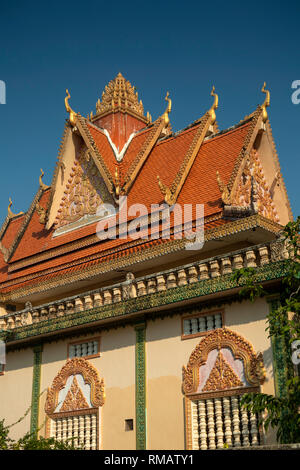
[261,82,270,123]
[8,198,23,219]
[39,169,49,190]
[208,86,218,124]
[114,166,120,197]
[65,89,77,126]
[163,91,172,126]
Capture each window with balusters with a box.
[182,310,223,339]
[50,410,98,450]
[45,357,105,450]
[183,328,266,450]
[190,393,260,450]
[68,338,100,359]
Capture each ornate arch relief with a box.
[182,328,266,396]
[45,357,105,417]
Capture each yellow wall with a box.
[0,348,33,441]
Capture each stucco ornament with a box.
[45,357,105,416]
[182,328,266,395]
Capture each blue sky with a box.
[0,0,299,226]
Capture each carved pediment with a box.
[60,376,89,412]
[202,351,243,392]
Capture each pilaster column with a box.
[135,322,146,450]
[30,344,43,436]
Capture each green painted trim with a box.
[30,345,43,436]
[135,323,146,450]
[2,260,289,345]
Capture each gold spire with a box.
[208,86,218,124]
[7,198,23,219]
[65,89,77,126]
[162,91,172,126]
[261,82,270,123]
[93,73,148,122]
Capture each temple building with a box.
[0,73,294,450]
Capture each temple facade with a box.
[0,73,293,450]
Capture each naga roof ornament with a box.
[7,198,23,219]
[261,82,270,123]
[65,89,77,126]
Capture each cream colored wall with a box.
[0,348,33,441]
[146,298,276,449]
[39,325,136,450]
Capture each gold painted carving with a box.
[208,85,218,125]
[60,376,89,412]
[65,89,77,127]
[7,198,23,219]
[45,357,105,416]
[39,169,49,190]
[232,150,279,222]
[182,328,266,395]
[54,148,110,228]
[216,170,231,205]
[93,73,148,122]
[202,351,243,392]
[261,82,270,123]
[163,92,172,126]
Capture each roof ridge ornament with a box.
[208,86,218,124]
[261,82,270,123]
[39,169,49,190]
[7,198,23,219]
[163,91,172,126]
[65,89,77,126]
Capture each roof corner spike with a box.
[163,91,172,126]
[65,89,77,126]
[208,86,218,124]
[261,82,270,123]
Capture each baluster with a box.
[40,308,48,321]
[147,279,156,294]
[103,290,112,305]
[206,399,216,449]
[91,414,97,450]
[79,415,85,448]
[191,401,199,450]
[206,315,214,331]
[199,316,206,332]
[14,315,22,327]
[245,250,257,268]
[210,260,220,278]
[183,319,191,336]
[66,301,74,314]
[156,275,166,292]
[75,298,84,312]
[231,396,241,447]
[221,257,232,275]
[198,400,208,450]
[85,414,91,450]
[57,304,65,317]
[241,405,250,447]
[93,293,103,307]
[188,266,198,284]
[167,272,177,289]
[62,418,67,442]
[214,313,222,329]
[177,269,187,286]
[199,263,209,280]
[49,306,57,319]
[191,317,198,335]
[81,342,88,357]
[73,415,79,448]
[233,254,244,270]
[32,310,40,323]
[67,416,73,444]
[84,295,93,310]
[0,317,7,330]
[137,281,147,296]
[113,288,122,302]
[258,246,269,266]
[7,316,15,329]
[56,418,62,442]
[249,412,259,446]
[215,398,224,449]
[69,345,75,358]
[223,397,232,448]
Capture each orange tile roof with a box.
[1,117,254,291]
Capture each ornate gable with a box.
[202,351,243,392]
[60,376,89,412]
